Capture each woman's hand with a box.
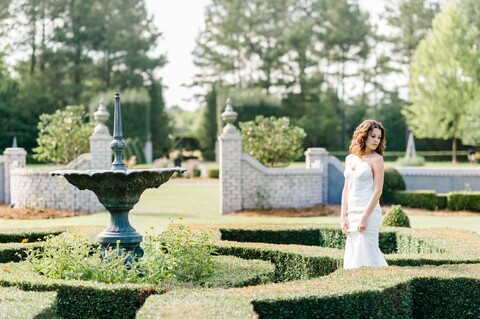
[357,216,368,233]
[341,218,349,234]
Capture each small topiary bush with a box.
[381,205,411,228]
[207,168,219,178]
[381,168,406,204]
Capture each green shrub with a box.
[396,156,426,166]
[381,205,411,227]
[33,105,93,164]
[23,224,216,284]
[240,116,306,167]
[207,168,219,179]
[392,190,438,210]
[447,192,480,212]
[381,168,406,204]
[436,194,448,210]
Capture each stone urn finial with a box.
[221,98,238,133]
[93,98,110,135]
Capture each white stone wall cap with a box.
[304,148,329,155]
[3,148,27,155]
[242,154,323,176]
[396,167,480,176]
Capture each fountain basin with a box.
[51,167,185,255]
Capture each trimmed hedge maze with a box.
[0,224,479,318]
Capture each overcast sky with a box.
[145,0,385,111]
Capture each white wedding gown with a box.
[343,154,388,269]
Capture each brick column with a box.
[305,147,329,203]
[90,100,112,170]
[219,98,242,214]
[3,147,27,204]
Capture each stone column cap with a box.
[4,147,27,156]
[304,147,328,156]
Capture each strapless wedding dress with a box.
[343,154,388,269]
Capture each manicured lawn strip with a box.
[0,287,57,319]
[136,264,480,319]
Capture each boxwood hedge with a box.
[0,224,478,318]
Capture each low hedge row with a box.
[447,192,480,211]
[1,224,479,318]
[0,287,57,319]
[391,190,480,212]
[0,226,276,319]
[137,264,480,319]
[0,255,275,319]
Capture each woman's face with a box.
[365,127,382,152]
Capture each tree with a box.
[240,116,306,167]
[33,105,93,164]
[404,2,480,162]
[197,86,218,161]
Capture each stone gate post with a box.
[90,100,112,170]
[218,98,242,214]
[305,147,329,203]
[3,146,27,204]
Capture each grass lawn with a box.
[0,179,479,235]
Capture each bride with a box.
[341,120,388,269]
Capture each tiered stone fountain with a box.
[52,93,185,258]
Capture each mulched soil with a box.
[0,204,87,219]
[0,197,476,220]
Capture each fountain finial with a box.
[110,92,127,171]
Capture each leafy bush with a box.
[381,168,406,204]
[23,224,216,284]
[240,116,306,167]
[381,205,411,228]
[392,190,439,210]
[447,192,480,212]
[207,168,219,178]
[396,156,426,166]
[33,105,93,164]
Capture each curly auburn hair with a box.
[348,119,386,156]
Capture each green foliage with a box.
[405,3,480,160]
[447,192,480,212]
[392,191,439,211]
[197,86,218,158]
[380,168,406,204]
[148,79,172,158]
[124,137,146,165]
[207,168,219,179]
[23,224,216,284]
[33,105,93,164]
[217,87,283,126]
[240,116,306,167]
[396,155,426,166]
[382,205,411,228]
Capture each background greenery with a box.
[2,0,480,164]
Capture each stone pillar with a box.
[90,100,112,170]
[305,147,329,203]
[219,98,242,214]
[3,147,27,204]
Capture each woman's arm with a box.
[358,155,384,232]
[340,156,350,234]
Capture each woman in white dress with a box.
[341,120,388,269]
